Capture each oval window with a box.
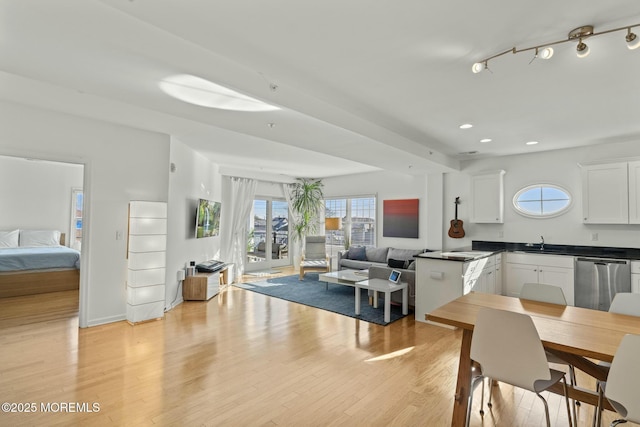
[513,184,572,218]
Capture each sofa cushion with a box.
[387,248,423,262]
[347,246,367,261]
[387,258,406,269]
[366,246,389,263]
[340,259,372,270]
[406,260,416,270]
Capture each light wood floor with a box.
[0,268,635,426]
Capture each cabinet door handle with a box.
[487,271,493,275]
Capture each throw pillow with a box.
[387,258,406,269]
[348,246,367,261]
[405,260,416,270]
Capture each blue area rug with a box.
[235,273,408,325]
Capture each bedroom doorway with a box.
[0,155,85,316]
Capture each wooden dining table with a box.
[426,292,640,427]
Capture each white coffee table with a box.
[354,278,408,323]
[318,269,369,289]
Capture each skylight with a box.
[159,74,279,112]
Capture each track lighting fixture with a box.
[472,22,640,73]
[539,47,554,59]
[627,28,640,50]
[576,39,590,58]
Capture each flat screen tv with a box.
[195,198,221,238]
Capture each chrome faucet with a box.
[540,235,545,251]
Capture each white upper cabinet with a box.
[628,161,640,224]
[581,160,640,224]
[470,170,505,223]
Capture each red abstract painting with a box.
[383,199,419,238]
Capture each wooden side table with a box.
[183,271,220,301]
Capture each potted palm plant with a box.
[291,178,324,242]
[289,178,324,268]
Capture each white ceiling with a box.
[2,1,640,179]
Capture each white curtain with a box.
[221,176,257,280]
[282,183,300,234]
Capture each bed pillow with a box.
[19,230,61,247]
[0,229,20,248]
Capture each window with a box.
[513,184,571,218]
[325,195,376,248]
[350,197,376,246]
[70,188,83,251]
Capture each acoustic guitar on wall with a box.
[448,197,465,239]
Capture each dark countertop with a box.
[416,250,495,262]
[472,240,640,260]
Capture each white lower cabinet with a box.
[504,253,574,305]
[494,253,503,295]
[466,255,497,294]
[631,261,640,293]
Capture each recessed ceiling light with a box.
[159,74,280,112]
[526,141,539,145]
[480,138,492,143]
[459,123,473,129]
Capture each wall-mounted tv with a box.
[195,198,221,238]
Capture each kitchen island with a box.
[414,250,500,323]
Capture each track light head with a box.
[576,39,590,58]
[539,47,554,59]
[472,62,484,73]
[626,28,640,50]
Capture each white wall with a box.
[0,155,83,237]
[165,138,222,310]
[444,140,640,250]
[0,101,169,327]
[322,170,438,251]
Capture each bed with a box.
[0,230,81,298]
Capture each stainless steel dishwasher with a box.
[574,257,631,311]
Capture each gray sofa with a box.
[337,246,428,307]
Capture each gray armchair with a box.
[299,235,329,280]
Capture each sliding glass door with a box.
[246,198,290,271]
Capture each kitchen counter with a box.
[472,240,640,260]
[416,250,495,262]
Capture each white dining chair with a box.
[601,333,640,426]
[594,293,640,426]
[470,307,573,427]
[466,361,486,427]
[520,282,568,305]
[608,292,640,317]
[489,283,578,425]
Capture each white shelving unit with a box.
[126,201,167,324]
